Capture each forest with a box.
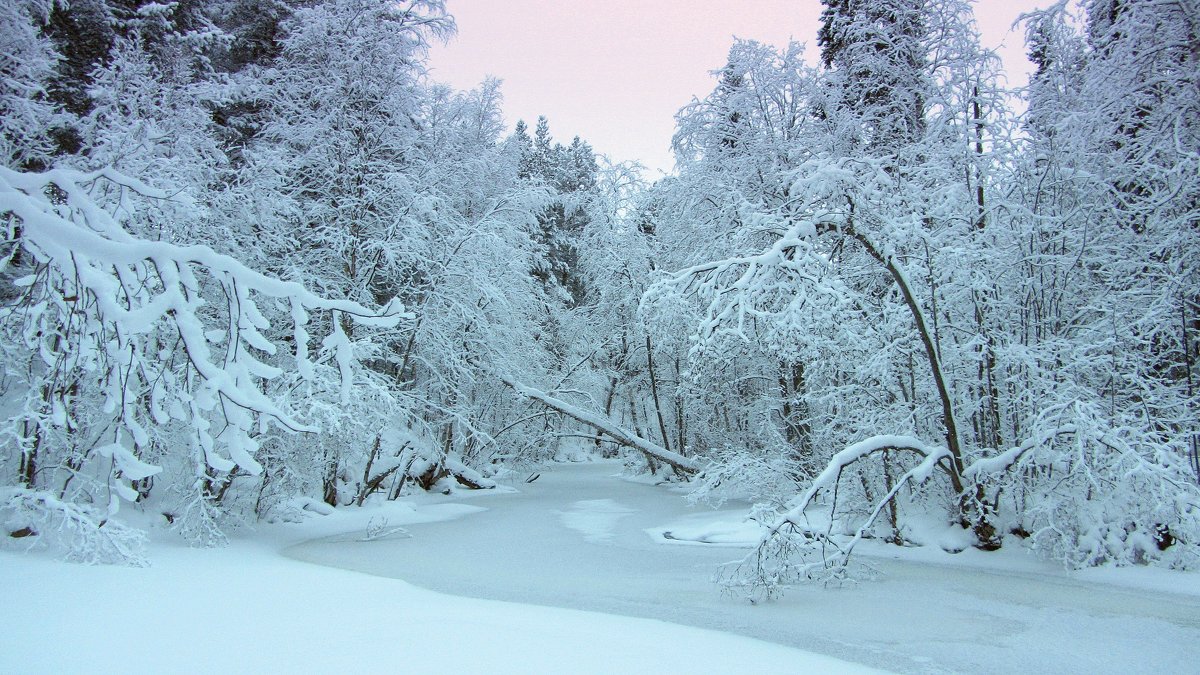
[1,0,1197,599]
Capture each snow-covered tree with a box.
[0,0,62,170]
[661,39,833,502]
[0,0,567,555]
[0,166,405,554]
[646,0,1199,595]
[992,0,1200,568]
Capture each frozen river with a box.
[288,461,1200,674]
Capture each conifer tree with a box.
[817,0,930,149]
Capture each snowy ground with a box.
[5,461,1197,674]
[1,480,872,674]
[290,460,1200,675]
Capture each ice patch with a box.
[646,510,765,547]
[559,499,635,543]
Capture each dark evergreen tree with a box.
[511,119,534,179]
[213,0,296,72]
[512,116,598,307]
[1022,4,1085,147]
[40,0,116,153]
[816,0,930,150]
[713,54,751,155]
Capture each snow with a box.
[646,509,765,547]
[94,442,162,481]
[3,465,1198,674]
[0,476,873,675]
[288,461,1200,675]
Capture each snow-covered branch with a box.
[1,166,407,517]
[492,371,701,475]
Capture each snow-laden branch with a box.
[722,435,950,597]
[1,167,409,322]
[963,425,1079,478]
[0,166,409,505]
[767,435,947,537]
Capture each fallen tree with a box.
[492,372,701,476]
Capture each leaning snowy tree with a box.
[0,167,406,560]
[649,0,1199,598]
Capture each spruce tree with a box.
[816,0,930,150]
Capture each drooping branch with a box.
[765,434,946,538]
[0,167,408,490]
[722,435,949,597]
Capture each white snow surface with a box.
[289,461,1200,675]
[0,476,869,675]
[6,460,1199,674]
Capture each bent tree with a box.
[493,370,700,476]
[654,151,1198,594]
[650,0,1200,596]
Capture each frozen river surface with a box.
[288,461,1200,674]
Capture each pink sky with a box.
[427,1,1055,176]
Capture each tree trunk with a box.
[18,418,39,489]
[493,372,701,475]
[645,333,673,454]
[322,452,340,507]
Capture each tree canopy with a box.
[1,0,1196,582]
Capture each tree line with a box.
[1,0,1196,584]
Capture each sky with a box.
[426,1,1057,177]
